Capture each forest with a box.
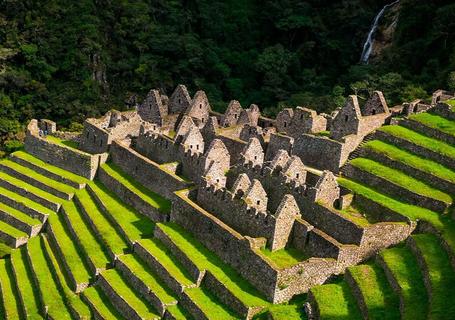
[0,0,455,153]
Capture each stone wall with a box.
[110,141,191,199]
[25,119,99,179]
[401,118,455,145]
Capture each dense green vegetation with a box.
[1,0,455,152]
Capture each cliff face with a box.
[368,2,401,62]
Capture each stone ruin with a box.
[20,84,452,312]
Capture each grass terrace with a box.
[0,159,75,195]
[337,205,373,226]
[0,242,12,257]
[75,188,129,255]
[100,268,160,319]
[45,135,79,149]
[379,125,455,159]
[185,287,240,319]
[445,99,455,110]
[310,282,362,320]
[60,201,111,270]
[409,112,455,137]
[82,286,125,319]
[12,151,88,185]
[158,223,269,308]
[47,213,92,285]
[0,185,55,217]
[380,247,427,320]
[411,234,455,319]
[350,158,452,204]
[0,201,41,228]
[260,246,308,269]
[89,181,154,241]
[363,140,455,184]
[26,236,73,320]
[347,263,400,319]
[337,178,455,256]
[166,304,192,320]
[0,219,28,240]
[10,247,41,318]
[101,162,171,213]
[255,295,306,320]
[0,259,22,319]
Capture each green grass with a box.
[158,223,268,307]
[47,213,91,286]
[379,247,427,320]
[89,181,154,241]
[0,170,63,205]
[12,151,88,185]
[363,140,455,184]
[310,282,362,320]
[259,295,306,320]
[338,178,455,257]
[82,286,125,320]
[118,254,176,304]
[0,185,55,216]
[445,99,455,110]
[0,159,75,195]
[76,188,128,255]
[379,125,455,159]
[26,236,73,320]
[100,268,159,319]
[348,263,400,319]
[337,205,373,226]
[46,136,79,149]
[41,234,91,319]
[0,219,28,239]
[136,238,194,287]
[60,201,110,270]
[0,259,22,319]
[101,162,171,213]
[411,234,455,320]
[10,247,42,319]
[350,158,452,204]
[185,287,240,319]
[259,246,307,269]
[410,112,455,137]
[0,242,12,257]
[0,201,41,227]
[166,304,192,320]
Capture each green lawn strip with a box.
[76,188,128,255]
[26,237,73,320]
[380,247,428,320]
[166,304,192,320]
[46,136,79,149]
[350,158,452,204]
[0,219,28,239]
[0,159,75,195]
[61,201,110,270]
[101,162,171,213]
[348,263,400,319]
[446,99,455,110]
[0,243,12,258]
[259,247,307,269]
[0,170,63,205]
[0,201,41,227]
[89,181,153,241]
[338,178,455,256]
[47,213,91,285]
[82,286,125,320]
[136,238,194,287]
[363,140,455,184]
[10,248,42,319]
[0,259,23,319]
[411,234,455,319]
[185,287,240,319]
[118,254,176,304]
[100,269,160,318]
[409,112,455,137]
[336,204,373,226]
[41,234,91,319]
[262,295,306,320]
[310,282,362,320]
[0,185,54,216]
[379,125,455,159]
[158,223,268,307]
[12,151,88,185]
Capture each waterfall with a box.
[360,0,400,64]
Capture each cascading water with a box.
[360,0,400,64]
